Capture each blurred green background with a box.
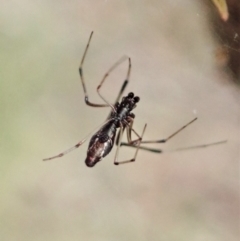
[0,1,239,241]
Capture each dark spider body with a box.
[85,92,139,167]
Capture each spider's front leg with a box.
[114,116,147,165]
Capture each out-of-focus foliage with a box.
[209,0,240,83]
[211,0,229,21]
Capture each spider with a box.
[43,32,226,167]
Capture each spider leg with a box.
[43,118,114,161]
[120,118,227,153]
[97,56,131,113]
[79,32,131,113]
[79,31,109,107]
[43,139,88,161]
[120,117,197,148]
[120,140,227,153]
[114,123,147,165]
[115,115,134,146]
[112,58,131,105]
[141,117,198,144]
[120,118,197,152]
